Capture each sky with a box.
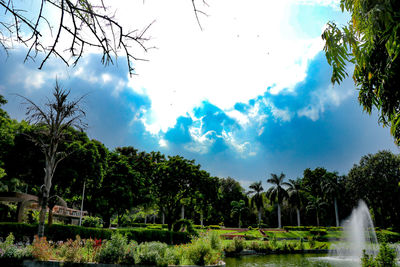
[1,0,399,189]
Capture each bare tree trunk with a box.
[162,212,165,225]
[200,212,204,227]
[238,214,241,228]
[181,205,185,219]
[296,208,301,227]
[277,203,282,228]
[316,211,320,227]
[38,188,49,237]
[144,215,147,224]
[334,197,339,227]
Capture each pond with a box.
[225,254,359,267]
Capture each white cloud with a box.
[107,0,326,133]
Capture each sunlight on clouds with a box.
[110,0,326,133]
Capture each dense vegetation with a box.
[1,94,400,231]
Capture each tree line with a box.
[1,93,400,230]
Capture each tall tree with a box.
[286,179,303,227]
[322,0,400,144]
[306,195,327,227]
[231,199,247,228]
[247,181,264,227]
[266,173,289,228]
[322,172,341,227]
[19,82,86,237]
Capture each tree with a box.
[18,82,86,237]
[152,155,200,230]
[266,173,289,228]
[0,0,208,75]
[247,181,264,227]
[322,0,400,144]
[346,150,400,228]
[306,195,327,227]
[217,177,246,226]
[231,199,246,228]
[322,172,341,227]
[286,179,303,227]
[96,152,144,227]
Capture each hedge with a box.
[0,223,190,244]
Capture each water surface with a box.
[225,254,358,267]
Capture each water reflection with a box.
[224,254,357,267]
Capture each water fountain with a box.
[320,200,379,266]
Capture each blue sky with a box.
[0,0,398,189]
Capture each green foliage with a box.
[81,216,103,228]
[361,242,397,267]
[184,232,223,266]
[322,0,400,144]
[134,242,168,266]
[224,236,244,255]
[0,233,32,260]
[208,225,221,229]
[96,232,127,264]
[172,219,197,236]
[0,223,190,244]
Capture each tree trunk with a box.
[316,211,320,227]
[238,214,241,228]
[48,208,53,226]
[181,205,185,219]
[258,208,262,226]
[334,197,339,227]
[162,212,165,225]
[38,189,49,237]
[277,203,282,228]
[296,208,301,227]
[200,212,204,227]
[144,215,147,224]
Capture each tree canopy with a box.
[322,0,400,144]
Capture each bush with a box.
[0,223,190,244]
[81,216,103,228]
[185,232,223,266]
[96,232,127,264]
[135,242,168,266]
[0,233,32,260]
[172,219,197,236]
[362,242,397,267]
[32,236,52,261]
[224,236,244,255]
[208,225,221,230]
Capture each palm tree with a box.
[322,173,340,227]
[247,181,264,227]
[266,173,288,228]
[306,195,327,226]
[286,179,303,227]
[231,200,246,228]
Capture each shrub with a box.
[121,240,138,265]
[307,235,316,249]
[172,219,197,236]
[186,238,212,266]
[0,223,190,244]
[0,233,32,260]
[32,235,53,261]
[224,236,244,255]
[185,233,222,266]
[135,242,168,266]
[57,235,84,263]
[81,216,103,228]
[96,232,127,264]
[208,225,221,230]
[361,242,397,267]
